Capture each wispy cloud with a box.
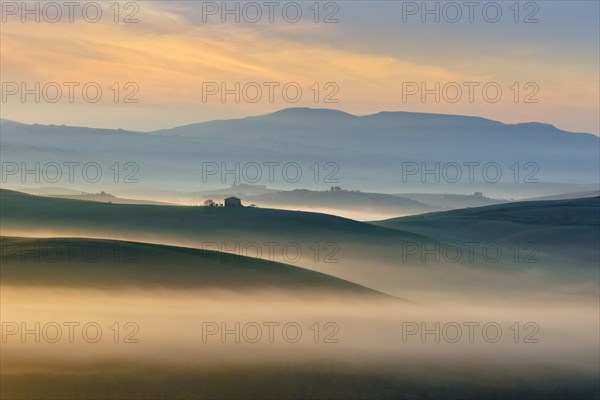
[1,1,598,133]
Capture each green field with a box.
[0,236,389,297]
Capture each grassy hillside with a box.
[0,189,430,245]
[0,236,388,296]
[3,189,597,299]
[0,189,439,294]
[243,189,437,215]
[526,190,600,201]
[374,197,600,269]
[17,189,175,205]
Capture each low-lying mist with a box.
[2,286,598,399]
[2,286,598,368]
[2,229,597,304]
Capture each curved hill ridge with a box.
[2,189,598,298]
[0,189,430,243]
[0,236,392,297]
[373,197,600,268]
[376,197,600,226]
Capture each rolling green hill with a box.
[374,197,600,269]
[0,189,440,295]
[0,188,431,248]
[242,189,438,216]
[3,189,598,299]
[0,236,390,296]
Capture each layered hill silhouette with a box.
[2,109,598,195]
[0,188,436,297]
[239,188,438,217]
[375,197,600,271]
[2,189,597,300]
[0,189,427,243]
[0,236,388,296]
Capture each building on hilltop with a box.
[224,196,242,207]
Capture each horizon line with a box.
[3,107,595,136]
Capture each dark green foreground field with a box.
[3,360,598,400]
[0,236,388,296]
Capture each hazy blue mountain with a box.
[2,109,598,196]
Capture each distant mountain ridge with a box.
[151,108,568,136]
[0,108,592,136]
[2,108,598,194]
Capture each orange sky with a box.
[1,1,598,134]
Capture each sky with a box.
[1,0,599,134]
